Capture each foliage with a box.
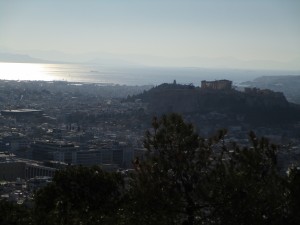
[287,166,300,225]
[126,114,216,224]
[0,199,32,225]
[209,132,289,225]
[33,165,124,225]
[127,113,296,225]
[2,113,300,225]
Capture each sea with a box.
[0,62,299,86]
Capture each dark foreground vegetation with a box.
[1,114,300,225]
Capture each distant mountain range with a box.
[0,52,67,64]
[1,50,300,71]
[0,51,140,66]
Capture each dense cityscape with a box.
[1,78,300,209]
[1,1,300,223]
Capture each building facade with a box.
[201,80,232,90]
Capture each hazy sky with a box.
[0,0,299,68]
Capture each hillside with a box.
[127,82,300,127]
[241,75,300,104]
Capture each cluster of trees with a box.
[1,113,300,225]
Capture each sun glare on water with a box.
[0,62,56,81]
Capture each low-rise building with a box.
[0,152,56,181]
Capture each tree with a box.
[127,113,292,225]
[4,113,298,225]
[127,114,218,224]
[0,199,32,225]
[209,132,289,225]
[287,166,300,225]
[33,166,124,225]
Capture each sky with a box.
[0,0,300,69]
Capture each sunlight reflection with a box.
[0,63,55,81]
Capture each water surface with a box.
[0,62,298,86]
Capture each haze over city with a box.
[0,0,300,70]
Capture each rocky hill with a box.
[127,82,300,127]
[241,75,300,104]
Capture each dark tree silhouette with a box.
[127,113,293,225]
[33,166,124,225]
[2,113,299,225]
